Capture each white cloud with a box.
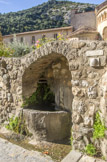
[0,0,10,4]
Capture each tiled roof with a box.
[68,26,98,37]
[3,26,73,38]
[96,1,107,12]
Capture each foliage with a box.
[84,112,106,157]
[102,156,106,160]
[5,115,32,136]
[57,33,67,40]
[35,37,55,49]
[9,36,32,57]
[93,112,107,139]
[35,33,67,49]
[0,1,96,36]
[0,43,13,57]
[22,83,55,107]
[85,144,96,156]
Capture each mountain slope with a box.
[0,0,96,36]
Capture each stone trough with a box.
[23,109,71,142]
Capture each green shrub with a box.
[9,36,32,57]
[5,115,32,136]
[6,116,18,131]
[93,112,106,139]
[0,43,13,57]
[35,33,67,49]
[22,83,55,107]
[85,144,96,156]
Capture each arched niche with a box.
[22,53,72,142]
[22,53,73,112]
[103,27,107,40]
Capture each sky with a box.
[0,0,105,14]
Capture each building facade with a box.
[2,0,107,45]
[3,26,73,46]
[96,1,107,40]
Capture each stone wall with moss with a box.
[0,40,107,158]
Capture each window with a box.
[54,33,58,40]
[10,38,13,43]
[20,37,23,43]
[32,36,35,44]
[41,35,46,42]
[42,35,46,39]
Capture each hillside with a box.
[0,0,96,36]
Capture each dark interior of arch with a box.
[22,53,73,112]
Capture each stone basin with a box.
[23,109,71,142]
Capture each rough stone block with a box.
[79,155,105,162]
[88,87,98,99]
[100,56,107,66]
[23,109,71,142]
[69,62,79,71]
[61,150,83,162]
[100,138,107,160]
[86,50,103,57]
[89,58,100,67]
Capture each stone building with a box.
[69,0,107,40]
[96,1,107,40]
[3,26,73,46]
[2,0,107,44]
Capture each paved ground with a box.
[0,138,54,162]
[62,150,106,162]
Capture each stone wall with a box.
[0,40,107,158]
[71,11,96,30]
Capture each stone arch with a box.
[22,41,74,112]
[21,41,78,142]
[21,41,87,112]
[103,27,107,40]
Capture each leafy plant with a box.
[93,112,106,139]
[6,116,18,131]
[102,156,106,160]
[0,43,13,57]
[35,33,67,49]
[22,83,55,107]
[85,144,96,156]
[9,36,32,57]
[35,37,55,49]
[57,32,67,40]
[5,115,32,136]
